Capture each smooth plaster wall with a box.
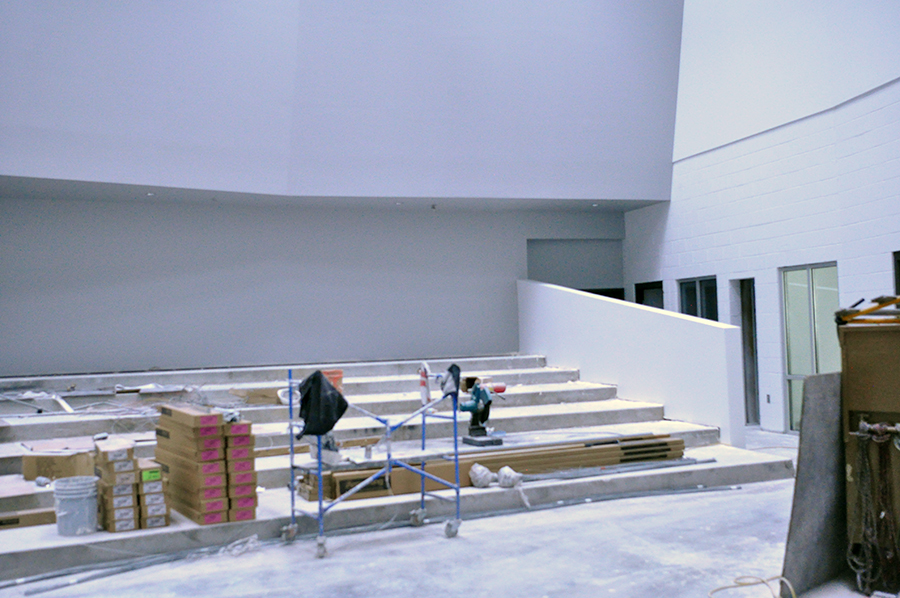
[0,198,623,376]
[518,280,744,447]
[625,77,900,432]
[526,239,624,290]
[675,0,900,160]
[0,1,682,202]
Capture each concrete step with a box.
[0,443,794,583]
[0,355,547,395]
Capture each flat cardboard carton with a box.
[99,480,137,498]
[225,459,254,474]
[96,458,136,475]
[0,508,56,529]
[139,479,165,495]
[228,508,255,522]
[22,452,94,481]
[158,404,222,428]
[225,446,253,461]
[140,492,167,507]
[136,458,163,483]
[103,516,137,533]
[169,501,228,526]
[224,421,252,437]
[155,426,225,449]
[156,437,224,462]
[228,471,257,486]
[154,447,225,475]
[94,438,135,464]
[159,462,227,490]
[100,493,137,510]
[140,514,170,529]
[140,502,169,518]
[230,495,258,510]
[228,484,256,498]
[226,435,255,448]
[94,466,137,486]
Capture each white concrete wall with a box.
[518,280,745,447]
[675,0,900,159]
[526,239,623,290]
[0,198,623,376]
[625,77,900,432]
[0,1,681,202]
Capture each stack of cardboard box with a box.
[94,438,169,532]
[224,419,256,522]
[155,404,231,525]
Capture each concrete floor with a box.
[0,429,867,598]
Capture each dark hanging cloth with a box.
[296,370,348,437]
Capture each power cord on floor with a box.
[708,575,796,598]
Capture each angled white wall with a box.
[518,280,744,447]
[0,1,682,202]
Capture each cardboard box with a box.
[160,463,226,490]
[94,438,135,465]
[169,501,227,526]
[156,438,224,462]
[158,404,222,428]
[101,492,137,510]
[226,435,255,448]
[155,447,225,475]
[136,459,163,483]
[21,452,94,481]
[224,421,252,437]
[103,517,137,533]
[155,426,225,450]
[228,471,257,486]
[101,503,138,522]
[230,495,258,510]
[99,481,137,498]
[140,502,169,518]
[96,458,136,475]
[226,459,254,474]
[141,514,170,529]
[94,466,137,486]
[228,484,256,498]
[139,479,165,495]
[0,508,56,529]
[140,492,167,507]
[225,447,253,461]
[228,508,255,522]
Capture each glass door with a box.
[782,264,840,430]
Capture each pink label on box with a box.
[230,424,250,435]
[232,472,253,484]
[199,415,218,426]
[200,450,219,461]
[202,487,224,499]
[233,484,254,496]
[198,426,218,437]
[203,512,225,524]
[208,500,225,511]
[230,448,250,460]
[203,474,224,486]
[201,462,222,474]
[232,460,252,472]
[235,497,255,508]
[233,509,253,521]
[202,438,224,450]
[230,435,251,447]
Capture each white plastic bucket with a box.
[54,476,99,536]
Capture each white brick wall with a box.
[625,78,900,432]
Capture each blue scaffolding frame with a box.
[287,368,462,557]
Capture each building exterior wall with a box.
[625,78,900,432]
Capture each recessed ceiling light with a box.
[147,192,154,197]
[592,203,598,207]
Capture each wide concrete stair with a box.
[0,354,794,581]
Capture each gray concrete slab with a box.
[0,477,830,598]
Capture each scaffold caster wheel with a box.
[444,519,460,538]
[410,508,426,527]
[316,535,327,558]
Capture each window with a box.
[782,263,840,431]
[679,277,718,321]
[635,281,664,309]
[894,251,900,295]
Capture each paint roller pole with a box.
[316,434,326,558]
[289,370,295,529]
